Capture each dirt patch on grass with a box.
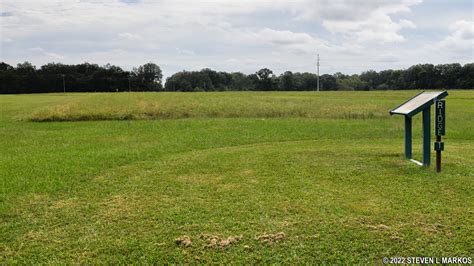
[23,230,48,241]
[255,232,285,244]
[355,217,406,242]
[201,234,242,248]
[50,197,79,210]
[280,221,298,227]
[242,169,254,175]
[412,221,445,235]
[99,195,139,220]
[175,236,192,247]
[367,224,391,231]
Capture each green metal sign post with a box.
[390,91,448,168]
[423,108,431,166]
[404,116,412,159]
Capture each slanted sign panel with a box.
[435,100,445,136]
[390,91,448,117]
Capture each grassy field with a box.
[1,91,473,263]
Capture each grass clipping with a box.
[201,234,242,249]
[255,232,286,244]
[175,235,243,249]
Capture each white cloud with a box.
[24,47,65,60]
[44,52,65,60]
[175,48,195,56]
[28,47,44,52]
[118,32,143,41]
[256,28,317,45]
[434,20,474,60]
[0,0,470,77]
[399,19,416,29]
[312,1,420,43]
[442,20,474,50]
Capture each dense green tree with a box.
[279,71,295,91]
[0,62,14,71]
[16,61,36,74]
[360,70,378,90]
[458,63,474,89]
[320,74,337,90]
[230,72,255,91]
[134,63,163,90]
[337,75,367,91]
[255,68,276,91]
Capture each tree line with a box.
[1,61,472,94]
[0,62,162,94]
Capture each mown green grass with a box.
[1,91,473,263]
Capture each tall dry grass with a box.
[27,91,400,122]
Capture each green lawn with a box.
[1,91,473,263]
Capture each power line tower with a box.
[317,53,320,92]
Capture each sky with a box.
[0,0,473,78]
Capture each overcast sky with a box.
[1,0,473,78]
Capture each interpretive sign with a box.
[389,91,448,168]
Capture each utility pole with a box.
[128,75,131,92]
[62,74,66,93]
[317,53,320,92]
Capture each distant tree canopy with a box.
[164,63,473,92]
[1,62,472,94]
[0,62,163,94]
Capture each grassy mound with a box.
[27,91,396,121]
